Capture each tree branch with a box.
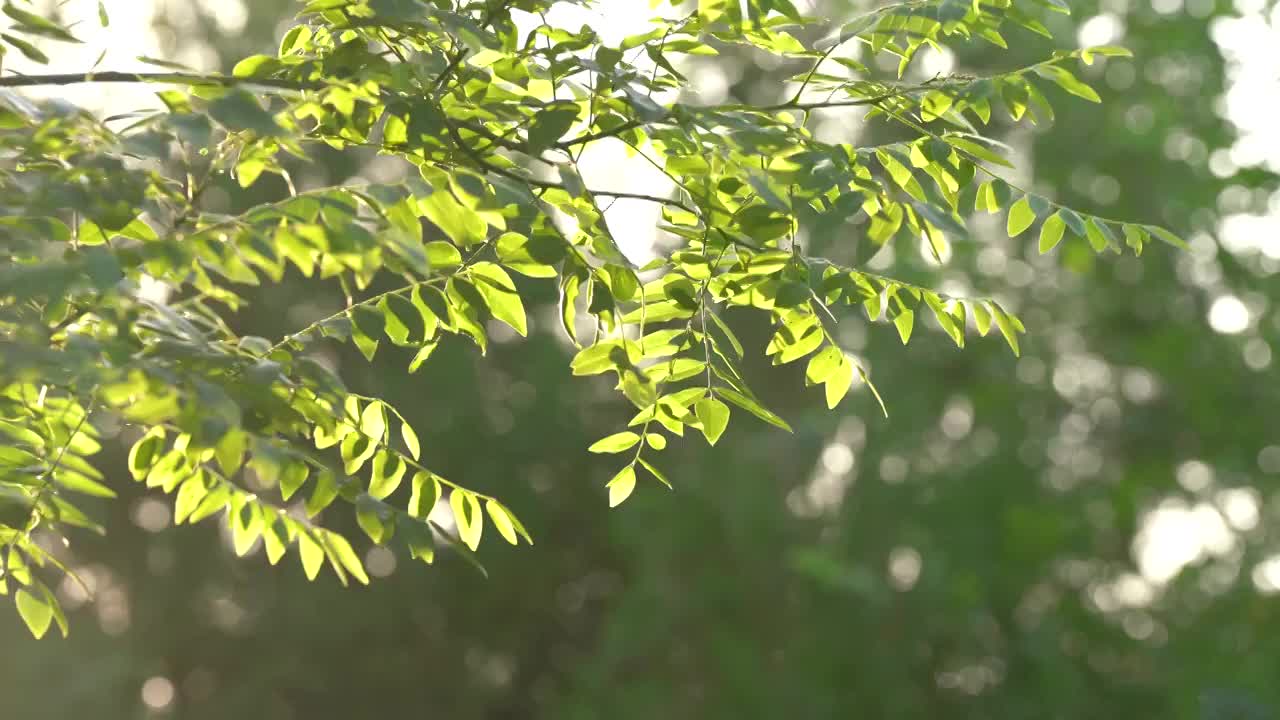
[552,85,951,149]
[0,71,325,91]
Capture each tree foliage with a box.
[0,0,1184,639]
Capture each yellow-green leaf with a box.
[694,397,730,446]
[485,499,519,545]
[824,356,854,409]
[15,589,52,639]
[589,432,641,453]
[408,471,441,518]
[298,529,324,580]
[469,262,527,336]
[1006,195,1036,237]
[607,465,637,507]
[450,489,483,551]
[368,450,406,499]
[1038,211,1066,253]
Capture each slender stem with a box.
[0,71,324,91]
[6,390,98,556]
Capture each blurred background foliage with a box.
[3,0,1279,718]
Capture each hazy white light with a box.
[197,0,248,33]
[1258,445,1280,474]
[1217,488,1260,531]
[365,547,397,578]
[1252,555,1280,594]
[12,0,188,111]
[888,546,922,591]
[821,443,855,475]
[918,46,955,76]
[939,397,973,440]
[132,498,171,533]
[1208,295,1250,334]
[1111,573,1155,607]
[141,676,176,710]
[1134,499,1235,584]
[1176,459,1214,493]
[1120,368,1159,404]
[1210,12,1280,173]
[880,455,909,484]
[1078,14,1125,46]
[1244,338,1272,370]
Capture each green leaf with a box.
[496,232,563,278]
[230,497,262,556]
[320,530,369,585]
[806,345,842,384]
[298,530,325,581]
[893,309,914,344]
[2,32,48,63]
[215,429,247,476]
[419,190,486,248]
[208,89,282,136]
[360,401,387,442]
[944,136,1014,169]
[1085,217,1115,252]
[408,471,441,518]
[989,302,1022,357]
[1036,64,1102,103]
[399,515,436,564]
[128,429,165,481]
[1038,211,1067,253]
[1146,224,1188,249]
[971,301,992,336]
[920,90,953,122]
[400,422,421,461]
[174,473,210,524]
[262,515,289,565]
[276,458,308,499]
[707,311,745,358]
[305,471,340,518]
[380,294,423,346]
[356,495,392,543]
[445,277,489,352]
[340,433,376,475]
[279,24,311,55]
[451,489,483,551]
[694,397,730,446]
[1059,208,1087,237]
[824,356,854,409]
[485,499,519,545]
[636,457,672,489]
[589,432,641,453]
[526,103,579,154]
[1123,223,1149,255]
[408,340,439,373]
[3,3,79,42]
[1006,195,1036,237]
[974,182,1000,213]
[717,388,792,432]
[232,54,280,78]
[15,588,53,639]
[607,466,637,508]
[53,470,116,499]
[369,450,407,499]
[469,262,527,336]
[424,241,462,269]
